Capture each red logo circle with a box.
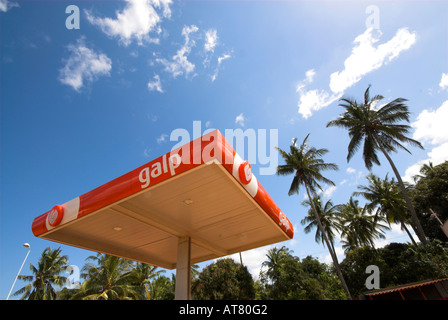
[48,205,64,227]
[238,161,252,185]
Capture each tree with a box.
[413,161,435,183]
[191,258,255,300]
[337,197,388,252]
[340,241,448,296]
[410,161,448,241]
[13,247,68,300]
[126,262,164,299]
[275,134,351,299]
[354,173,416,244]
[326,86,427,243]
[259,248,345,300]
[71,253,141,300]
[259,248,307,300]
[339,245,388,296]
[149,274,175,300]
[261,246,295,284]
[301,196,341,256]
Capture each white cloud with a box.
[329,27,416,94]
[322,245,345,265]
[297,28,416,119]
[296,69,315,92]
[0,0,18,12]
[224,245,273,279]
[157,25,198,78]
[147,114,158,122]
[323,185,337,198]
[152,25,231,83]
[439,72,448,90]
[296,68,341,118]
[204,29,218,53]
[297,88,341,119]
[374,223,418,248]
[346,167,357,174]
[85,0,172,46]
[218,53,231,64]
[404,142,448,183]
[211,53,231,82]
[412,100,448,146]
[235,113,245,127]
[157,133,168,143]
[314,184,337,200]
[59,37,112,91]
[305,69,316,82]
[342,166,364,186]
[404,98,448,182]
[147,74,163,92]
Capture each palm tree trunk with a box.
[401,222,417,245]
[329,237,337,262]
[373,133,427,244]
[305,183,352,299]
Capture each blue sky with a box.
[1,0,447,299]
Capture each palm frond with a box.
[363,133,381,170]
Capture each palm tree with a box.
[339,228,359,253]
[301,196,340,257]
[262,246,295,282]
[149,274,176,300]
[126,262,165,299]
[275,134,351,299]
[13,247,68,300]
[337,197,388,252]
[73,253,141,300]
[413,161,435,182]
[326,86,427,243]
[354,173,417,244]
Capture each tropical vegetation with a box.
[275,133,352,298]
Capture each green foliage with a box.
[149,274,175,300]
[326,85,423,170]
[275,134,338,196]
[339,240,448,296]
[13,247,68,300]
[259,247,346,300]
[191,258,255,300]
[411,161,448,241]
[337,197,389,252]
[66,253,144,300]
[276,134,351,298]
[301,196,340,249]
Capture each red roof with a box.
[364,278,448,297]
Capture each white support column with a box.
[175,236,191,300]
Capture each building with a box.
[359,278,448,300]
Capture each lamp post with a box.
[6,243,31,300]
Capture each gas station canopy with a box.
[32,130,293,270]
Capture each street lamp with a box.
[6,243,31,300]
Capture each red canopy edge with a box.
[32,129,294,239]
